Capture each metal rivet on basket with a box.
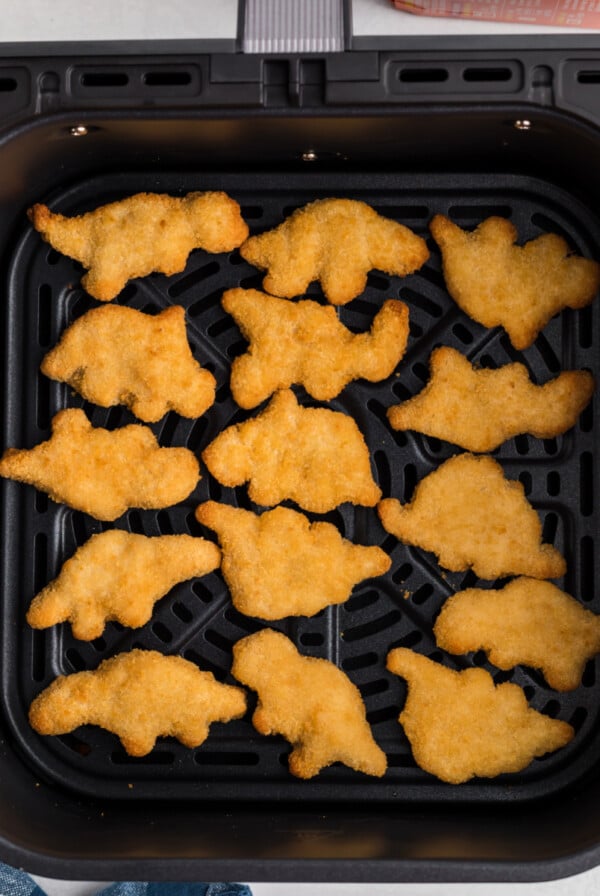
[301,149,318,161]
[69,125,89,137]
[514,119,532,130]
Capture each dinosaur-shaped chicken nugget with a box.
[29,649,247,756]
[196,501,390,619]
[434,577,600,692]
[430,215,600,350]
[0,408,199,521]
[202,389,381,513]
[232,629,387,778]
[27,531,221,640]
[378,453,565,580]
[223,288,410,408]
[42,305,216,423]
[387,346,594,452]
[29,191,249,301]
[387,648,574,784]
[240,198,429,305]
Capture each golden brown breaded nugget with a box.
[387,648,573,784]
[41,305,216,423]
[196,501,390,619]
[223,288,409,408]
[240,198,429,305]
[434,578,600,692]
[27,531,221,640]
[378,453,565,580]
[0,408,199,521]
[29,649,246,756]
[232,629,387,778]
[430,215,600,350]
[202,389,381,513]
[29,191,249,301]
[387,346,594,452]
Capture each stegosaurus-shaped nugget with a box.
[434,578,600,692]
[387,648,574,784]
[202,389,381,513]
[430,215,600,349]
[240,198,429,305]
[27,531,221,640]
[387,346,594,452]
[29,649,247,756]
[196,501,390,619]
[223,288,410,408]
[378,453,565,580]
[29,191,249,301]
[42,305,216,423]
[232,629,387,778]
[0,408,199,520]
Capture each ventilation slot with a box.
[580,452,593,516]
[37,285,52,346]
[169,261,220,299]
[374,450,391,497]
[299,632,324,647]
[400,287,443,318]
[196,751,260,766]
[367,705,400,725]
[359,679,389,698]
[81,72,129,88]
[581,536,594,600]
[345,590,380,613]
[31,630,47,683]
[392,563,412,585]
[36,373,49,431]
[172,601,193,623]
[373,205,429,219]
[452,322,473,345]
[342,651,378,672]
[144,71,191,87]
[152,622,173,644]
[578,70,600,84]
[112,750,174,765]
[398,68,448,83]
[412,583,434,606]
[463,67,511,82]
[0,77,17,91]
[342,610,402,643]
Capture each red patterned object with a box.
[391,0,600,28]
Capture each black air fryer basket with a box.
[2,29,600,883]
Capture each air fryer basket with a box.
[2,40,600,882]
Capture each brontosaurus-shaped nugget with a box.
[387,649,574,783]
[29,191,249,301]
[223,288,410,408]
[378,453,565,580]
[196,501,390,619]
[202,389,381,513]
[42,305,216,423]
[232,629,387,778]
[29,649,247,756]
[434,578,600,691]
[240,198,429,305]
[430,215,600,350]
[387,346,594,452]
[0,408,199,521]
[27,531,221,640]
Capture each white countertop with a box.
[27,868,600,896]
[7,1,600,893]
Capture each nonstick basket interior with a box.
[2,168,599,803]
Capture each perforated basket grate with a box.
[2,170,599,802]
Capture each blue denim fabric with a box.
[0,864,252,896]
